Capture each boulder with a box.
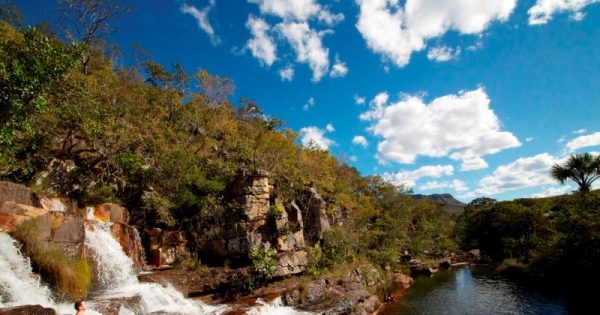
[468,249,481,262]
[275,250,308,276]
[0,202,48,233]
[93,203,129,224]
[0,181,38,207]
[0,305,57,315]
[148,228,186,266]
[393,272,413,289]
[33,211,85,257]
[439,257,452,269]
[274,231,305,252]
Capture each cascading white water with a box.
[85,222,227,314]
[0,233,103,315]
[0,233,54,308]
[246,297,314,315]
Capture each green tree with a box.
[551,153,600,194]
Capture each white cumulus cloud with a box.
[352,135,369,148]
[360,88,520,170]
[330,54,348,77]
[566,131,600,151]
[420,179,468,192]
[528,0,599,25]
[530,185,572,198]
[181,1,220,45]
[303,97,315,111]
[472,153,564,196]
[326,123,335,132]
[354,95,366,105]
[299,126,334,150]
[245,16,277,66]
[427,45,461,62]
[277,22,331,82]
[383,165,454,188]
[279,65,294,81]
[355,0,516,67]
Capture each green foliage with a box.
[249,247,277,281]
[456,191,600,283]
[551,153,600,194]
[0,21,81,165]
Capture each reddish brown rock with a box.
[0,305,57,315]
[393,273,413,289]
[111,223,146,269]
[38,196,78,213]
[93,203,129,224]
[0,202,48,233]
[148,228,186,266]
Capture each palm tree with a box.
[551,153,600,193]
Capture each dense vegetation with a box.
[456,192,600,284]
[0,13,456,280]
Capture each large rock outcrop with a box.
[0,305,57,315]
[0,182,39,206]
[297,187,330,246]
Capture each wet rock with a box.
[0,181,39,207]
[88,295,142,315]
[38,196,77,213]
[111,223,146,269]
[0,305,57,315]
[94,203,129,224]
[468,249,481,262]
[439,257,452,269]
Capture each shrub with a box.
[249,246,277,280]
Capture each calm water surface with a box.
[382,267,574,315]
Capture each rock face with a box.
[110,223,146,269]
[0,202,48,233]
[33,211,85,257]
[94,203,129,224]
[298,187,330,246]
[0,305,57,315]
[0,181,39,207]
[148,227,186,266]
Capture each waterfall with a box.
[85,222,227,314]
[246,297,314,315]
[0,233,54,308]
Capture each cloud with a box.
[354,95,366,105]
[525,137,534,142]
[246,0,344,81]
[471,153,564,196]
[245,16,277,66]
[355,0,516,67]
[350,155,358,162]
[427,46,461,62]
[279,65,294,81]
[181,2,220,45]
[352,135,369,148]
[420,179,468,192]
[330,54,348,77]
[303,97,315,111]
[299,126,334,150]
[360,88,520,170]
[573,128,588,134]
[326,123,335,132]
[528,0,599,25]
[383,165,454,188]
[566,131,600,151]
[530,185,572,198]
[277,22,331,82]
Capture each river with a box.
[380,267,582,315]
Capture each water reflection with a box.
[382,267,569,315]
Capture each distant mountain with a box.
[412,193,466,214]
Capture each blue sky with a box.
[16,0,600,202]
